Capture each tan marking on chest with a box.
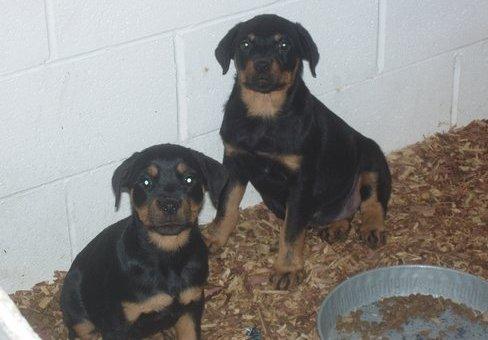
[241,86,288,118]
[72,320,97,340]
[239,59,298,118]
[257,152,302,171]
[179,286,203,305]
[225,144,302,171]
[148,228,191,252]
[122,293,174,323]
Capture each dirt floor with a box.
[9,120,488,339]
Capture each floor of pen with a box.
[9,120,488,339]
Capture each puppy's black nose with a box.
[157,198,180,215]
[254,59,271,73]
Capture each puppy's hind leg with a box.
[358,172,386,247]
[357,139,391,248]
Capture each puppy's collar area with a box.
[147,228,192,253]
[241,81,288,94]
[239,84,289,118]
[150,222,195,235]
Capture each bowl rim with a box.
[316,264,488,339]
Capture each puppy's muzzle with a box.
[254,58,271,73]
[157,198,180,216]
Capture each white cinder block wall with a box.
[1,0,487,293]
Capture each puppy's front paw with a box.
[269,270,305,290]
[202,224,228,253]
[202,233,225,253]
[359,228,386,248]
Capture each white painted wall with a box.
[1,0,487,293]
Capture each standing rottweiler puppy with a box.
[61,144,227,339]
[207,15,391,290]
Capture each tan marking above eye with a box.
[147,164,158,177]
[122,293,174,323]
[179,286,203,305]
[176,162,189,174]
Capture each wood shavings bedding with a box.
[9,120,487,339]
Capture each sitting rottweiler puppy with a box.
[61,144,227,339]
[207,15,392,290]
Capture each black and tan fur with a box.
[207,15,392,290]
[61,144,228,339]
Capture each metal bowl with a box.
[317,265,488,339]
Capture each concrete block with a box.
[0,0,49,74]
[321,53,454,152]
[65,162,131,256]
[52,0,277,57]
[274,0,378,94]
[0,183,70,293]
[457,41,488,125]
[0,37,177,197]
[384,0,488,70]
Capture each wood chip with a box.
[9,120,488,339]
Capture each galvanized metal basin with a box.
[317,265,488,339]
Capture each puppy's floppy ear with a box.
[215,23,241,75]
[112,152,140,210]
[192,151,229,208]
[296,23,319,77]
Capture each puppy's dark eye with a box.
[240,40,251,51]
[140,176,153,189]
[278,41,290,52]
[183,175,195,185]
